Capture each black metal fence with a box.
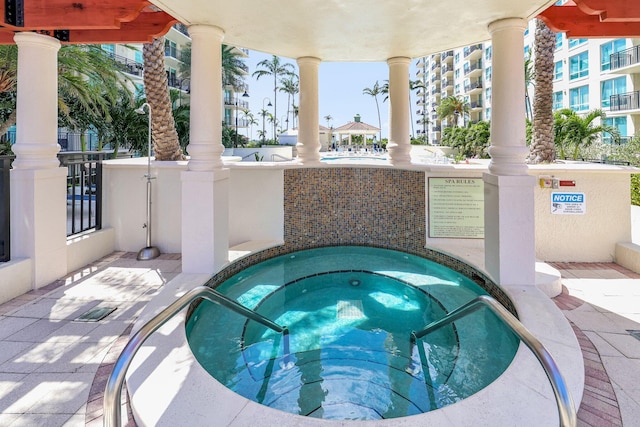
[0,155,13,262]
[59,152,105,237]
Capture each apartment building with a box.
[416,21,638,146]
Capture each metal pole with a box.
[135,103,160,261]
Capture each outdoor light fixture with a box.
[134,102,160,261]
[235,90,249,147]
[262,97,272,143]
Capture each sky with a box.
[242,50,421,141]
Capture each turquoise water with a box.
[186,246,519,420]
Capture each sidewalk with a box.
[0,254,638,426]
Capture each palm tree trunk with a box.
[529,19,556,163]
[143,37,184,161]
[375,98,381,142]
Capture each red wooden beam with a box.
[0,0,151,30]
[66,11,177,43]
[539,5,640,37]
[575,0,640,23]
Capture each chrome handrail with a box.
[103,285,287,427]
[411,295,577,427]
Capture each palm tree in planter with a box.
[279,75,299,131]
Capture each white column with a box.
[10,32,67,289]
[387,57,412,165]
[296,56,321,164]
[484,18,536,286]
[182,25,229,274]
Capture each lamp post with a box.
[262,97,272,143]
[235,90,249,148]
[134,103,160,261]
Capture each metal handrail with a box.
[103,285,287,427]
[411,295,577,427]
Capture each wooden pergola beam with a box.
[575,0,640,23]
[539,5,640,38]
[0,0,151,30]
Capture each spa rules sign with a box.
[428,177,484,238]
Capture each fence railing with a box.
[0,155,13,262]
[610,45,640,70]
[58,152,106,237]
[610,91,640,112]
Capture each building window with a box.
[485,108,491,121]
[553,91,563,111]
[569,85,589,111]
[601,77,627,108]
[568,38,587,49]
[165,40,178,58]
[485,87,492,102]
[555,33,563,50]
[554,61,563,80]
[485,45,492,61]
[454,52,460,64]
[601,39,627,71]
[485,66,492,81]
[455,69,460,79]
[135,50,143,64]
[524,45,530,56]
[101,44,115,55]
[569,51,589,80]
[603,117,628,143]
[454,83,461,94]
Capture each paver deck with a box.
[0,255,638,426]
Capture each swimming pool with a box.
[186,246,519,421]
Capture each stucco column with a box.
[296,56,321,164]
[484,18,536,286]
[10,32,67,290]
[182,25,229,274]
[387,57,411,165]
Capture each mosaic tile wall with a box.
[203,167,516,316]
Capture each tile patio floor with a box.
[0,254,638,426]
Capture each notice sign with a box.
[428,177,484,238]
[551,192,586,215]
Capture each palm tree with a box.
[252,55,296,140]
[324,115,333,129]
[259,108,269,143]
[529,18,556,163]
[524,51,534,121]
[243,110,258,142]
[363,81,383,141]
[142,37,183,160]
[279,75,299,130]
[437,95,470,127]
[222,45,248,89]
[554,109,618,160]
[0,44,130,140]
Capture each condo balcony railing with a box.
[610,46,640,70]
[464,60,482,76]
[104,52,144,78]
[441,51,453,61]
[173,23,190,37]
[464,80,483,92]
[464,44,482,58]
[610,91,640,111]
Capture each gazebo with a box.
[333,114,380,150]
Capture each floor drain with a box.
[75,306,117,322]
[627,330,640,342]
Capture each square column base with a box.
[483,173,536,286]
[181,169,230,274]
[11,167,67,288]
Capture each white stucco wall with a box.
[531,166,632,262]
[101,159,636,263]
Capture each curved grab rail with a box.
[103,285,287,427]
[411,295,577,427]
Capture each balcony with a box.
[610,91,640,112]
[470,100,483,110]
[441,64,453,76]
[105,52,143,77]
[464,60,482,77]
[167,76,189,92]
[464,79,483,93]
[610,46,640,72]
[430,85,441,95]
[464,44,483,60]
[173,23,190,37]
[442,78,453,88]
[431,61,441,71]
[441,51,453,63]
